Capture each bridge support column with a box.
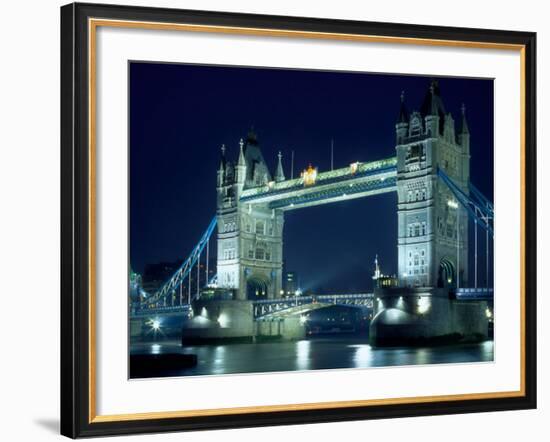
[369,287,488,347]
[255,317,306,341]
[181,300,255,344]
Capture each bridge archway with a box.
[438,258,456,288]
[246,275,270,300]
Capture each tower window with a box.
[255,248,265,260]
[255,220,265,235]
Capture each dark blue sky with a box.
[130,62,493,292]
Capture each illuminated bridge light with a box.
[301,164,318,186]
[447,199,459,209]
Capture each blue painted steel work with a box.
[468,181,494,215]
[437,168,494,236]
[453,287,494,301]
[143,216,217,307]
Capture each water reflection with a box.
[150,343,161,355]
[130,337,494,378]
[296,340,311,370]
[350,344,373,367]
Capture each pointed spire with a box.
[246,126,258,146]
[275,151,285,182]
[397,90,409,123]
[429,81,438,116]
[237,138,246,167]
[460,103,470,135]
[421,79,445,118]
[218,144,226,171]
[373,254,381,280]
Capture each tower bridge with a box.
[132,80,494,346]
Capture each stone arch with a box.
[438,258,456,288]
[246,274,270,300]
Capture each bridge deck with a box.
[240,157,397,210]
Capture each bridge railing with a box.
[132,304,192,317]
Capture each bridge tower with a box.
[216,130,285,300]
[395,82,470,288]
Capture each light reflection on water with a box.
[296,340,311,371]
[130,337,494,378]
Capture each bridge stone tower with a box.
[216,130,285,300]
[395,82,470,289]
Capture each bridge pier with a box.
[255,317,306,341]
[369,287,488,347]
[181,299,307,343]
[181,299,255,344]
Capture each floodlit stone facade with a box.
[216,131,284,300]
[395,82,470,288]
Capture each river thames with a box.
[130,336,494,378]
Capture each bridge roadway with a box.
[253,293,374,320]
[239,157,397,210]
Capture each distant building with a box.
[142,259,183,294]
[372,255,398,288]
[284,271,298,296]
[129,268,143,306]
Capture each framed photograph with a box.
[60,2,536,438]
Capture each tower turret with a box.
[241,127,272,187]
[396,91,409,144]
[274,151,285,182]
[458,103,471,190]
[443,113,456,144]
[458,103,470,151]
[421,80,445,137]
[236,138,246,184]
[217,144,226,188]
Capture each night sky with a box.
[130,62,494,292]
